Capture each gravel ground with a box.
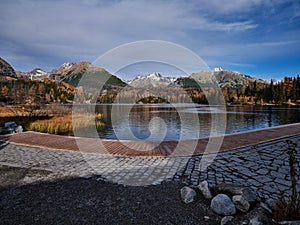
[0,165,273,225]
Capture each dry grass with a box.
[0,106,18,117]
[24,113,104,135]
[0,105,104,135]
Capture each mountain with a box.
[0,57,17,78]
[0,58,76,104]
[49,62,89,82]
[214,69,265,88]
[2,55,298,105]
[17,68,48,81]
[186,68,266,89]
[127,69,265,90]
[49,62,126,88]
[128,73,177,88]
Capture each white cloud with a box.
[188,0,290,14]
[0,0,298,77]
[248,40,300,47]
[0,0,259,70]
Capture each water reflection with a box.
[91,104,300,141]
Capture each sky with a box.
[0,0,300,81]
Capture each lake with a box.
[84,104,300,141]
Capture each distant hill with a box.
[0,57,17,79]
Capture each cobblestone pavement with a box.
[0,134,299,200]
[174,135,300,200]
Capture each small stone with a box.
[211,194,236,216]
[221,216,234,225]
[180,186,196,204]
[203,216,210,221]
[249,217,262,225]
[232,195,250,212]
[197,180,212,199]
[241,220,249,225]
[277,221,300,225]
[15,125,23,133]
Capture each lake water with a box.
[89,104,300,141]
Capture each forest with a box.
[225,76,300,105]
[0,79,75,105]
[0,75,300,105]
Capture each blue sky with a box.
[0,0,299,81]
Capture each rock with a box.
[278,221,300,225]
[249,217,262,225]
[1,122,22,134]
[15,125,23,133]
[5,122,18,130]
[197,180,212,199]
[210,194,236,216]
[180,186,196,204]
[0,127,11,135]
[241,220,249,225]
[232,195,250,212]
[221,216,234,225]
[203,216,210,221]
[212,183,258,204]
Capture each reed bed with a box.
[25,113,105,135]
[0,105,105,136]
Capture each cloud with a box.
[0,0,259,70]
[0,0,258,41]
[0,0,298,79]
[188,0,290,14]
[248,40,300,47]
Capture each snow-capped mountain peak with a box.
[17,68,49,80]
[31,68,47,76]
[128,73,177,88]
[147,73,162,81]
[60,62,74,70]
[213,67,223,72]
[51,62,76,74]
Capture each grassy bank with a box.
[0,105,105,135]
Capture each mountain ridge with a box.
[0,57,266,90]
[1,57,299,105]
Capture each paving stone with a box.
[270,171,287,179]
[254,176,273,183]
[1,134,300,200]
[274,178,290,187]
[256,168,269,175]
[246,179,263,187]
